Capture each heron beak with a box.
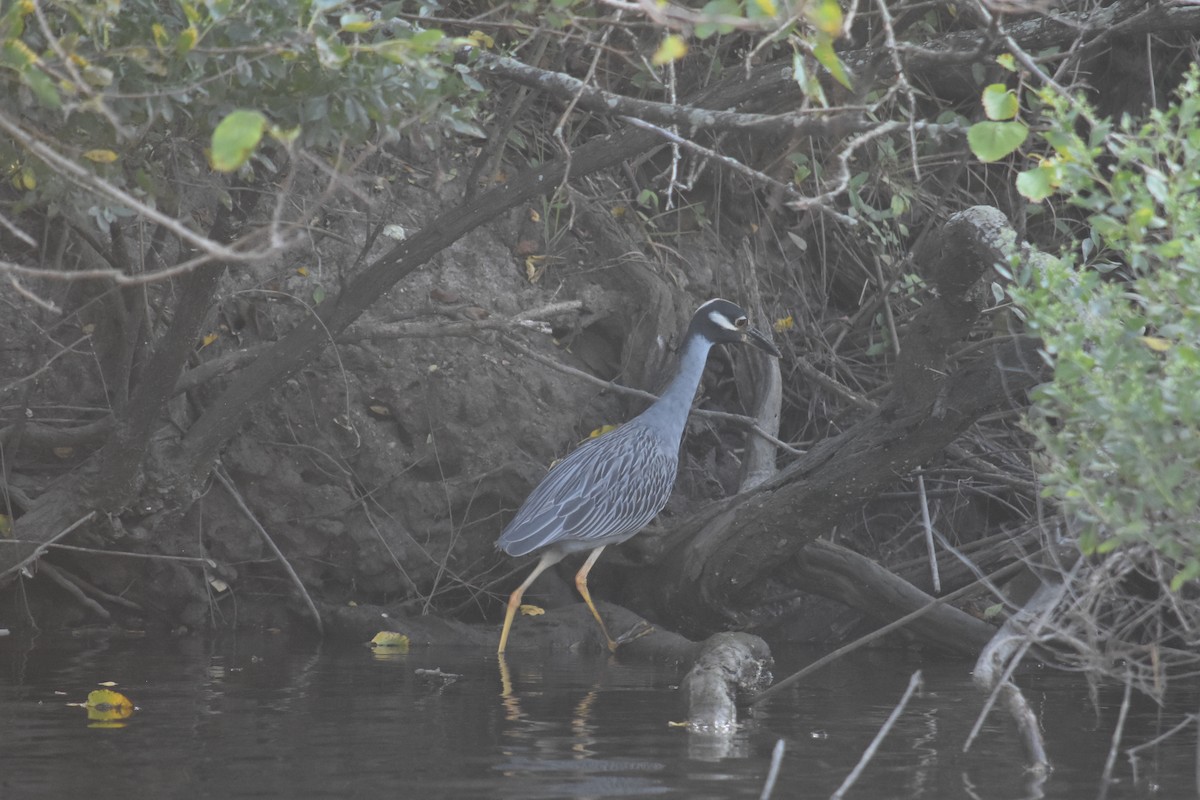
[742,326,781,358]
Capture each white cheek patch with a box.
[708,310,740,331]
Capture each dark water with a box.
[0,634,1196,799]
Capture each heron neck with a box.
[638,332,714,444]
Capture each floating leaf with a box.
[967,120,1028,162]
[85,688,135,723]
[518,604,544,617]
[981,83,1019,121]
[368,631,410,652]
[652,34,688,66]
[83,149,119,163]
[210,109,267,173]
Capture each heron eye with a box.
[735,317,748,329]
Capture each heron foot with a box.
[610,620,654,651]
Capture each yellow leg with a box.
[498,550,562,655]
[574,546,618,652]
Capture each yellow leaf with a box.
[588,424,618,439]
[0,514,11,537]
[528,208,540,222]
[53,447,74,459]
[525,254,546,283]
[85,688,134,722]
[753,0,778,14]
[467,30,494,49]
[97,681,118,687]
[667,720,689,728]
[1139,336,1171,352]
[519,604,544,617]
[18,166,36,191]
[610,205,627,218]
[652,34,688,66]
[199,332,218,349]
[773,315,795,333]
[368,631,410,651]
[83,149,118,163]
[152,23,169,49]
[296,266,309,276]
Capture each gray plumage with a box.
[498,421,677,557]
[495,298,780,653]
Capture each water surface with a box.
[0,634,1195,798]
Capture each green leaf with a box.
[996,53,1017,72]
[1016,163,1056,201]
[806,0,844,37]
[967,120,1028,162]
[981,83,1019,121]
[696,0,739,39]
[210,110,268,173]
[408,28,445,54]
[812,35,851,90]
[23,67,62,110]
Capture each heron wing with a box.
[498,424,678,557]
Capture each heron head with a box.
[691,298,781,357]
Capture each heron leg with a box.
[498,550,563,655]
[574,546,619,652]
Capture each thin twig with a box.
[213,465,324,636]
[917,472,940,594]
[0,511,96,580]
[36,542,211,564]
[830,671,924,800]
[760,738,786,800]
[1098,677,1133,800]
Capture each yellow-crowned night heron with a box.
[497,298,781,654]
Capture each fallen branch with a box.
[751,555,1029,707]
